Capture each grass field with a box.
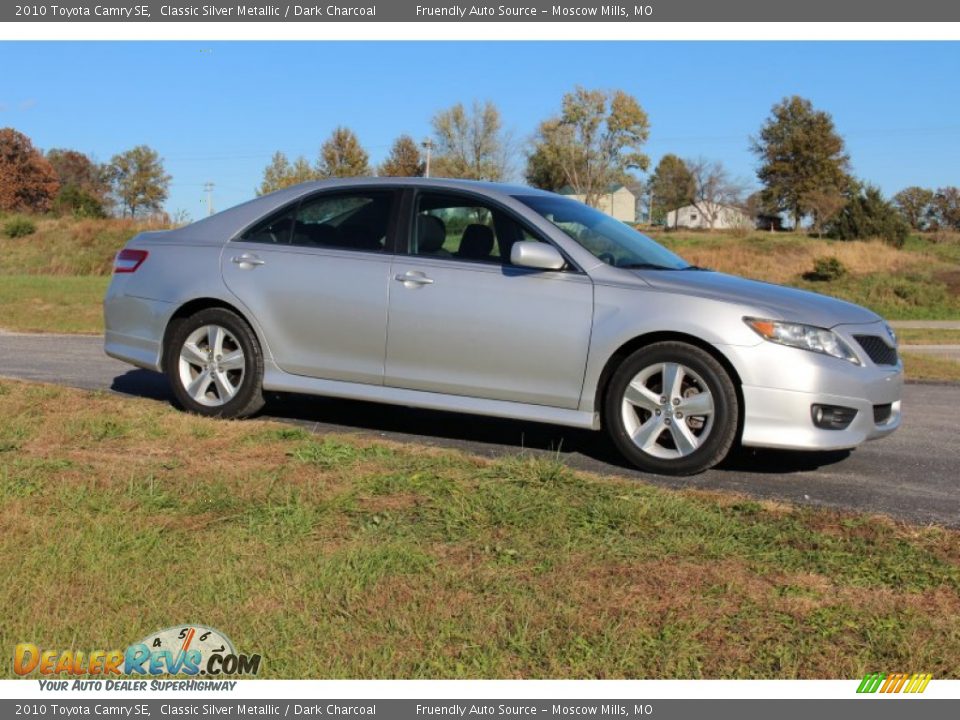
[1,378,959,679]
[901,352,960,382]
[0,275,109,334]
[653,230,960,320]
[0,215,162,276]
[897,328,960,344]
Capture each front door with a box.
[384,191,593,409]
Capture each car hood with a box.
[637,269,881,328]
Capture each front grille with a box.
[853,334,898,366]
[873,403,893,424]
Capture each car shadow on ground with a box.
[110,368,852,477]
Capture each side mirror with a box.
[510,241,565,271]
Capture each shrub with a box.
[804,256,848,281]
[53,185,107,219]
[827,184,909,248]
[3,217,37,238]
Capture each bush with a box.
[3,217,37,238]
[804,256,847,281]
[827,184,909,248]
[53,185,106,219]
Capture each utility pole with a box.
[421,138,433,178]
[203,182,215,217]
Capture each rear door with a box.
[384,190,593,409]
[221,189,398,384]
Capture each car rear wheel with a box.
[165,307,265,419]
[604,341,739,475]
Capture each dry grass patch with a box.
[0,216,168,276]
[902,352,960,383]
[667,237,913,285]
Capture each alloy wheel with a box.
[177,324,246,407]
[620,361,715,459]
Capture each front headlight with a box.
[883,322,898,347]
[744,317,861,365]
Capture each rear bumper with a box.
[103,294,171,372]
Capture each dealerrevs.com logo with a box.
[13,624,261,679]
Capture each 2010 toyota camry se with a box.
[104,178,902,475]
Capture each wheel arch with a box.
[161,297,263,372]
[592,331,745,435]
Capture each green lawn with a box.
[902,352,960,383]
[1,379,959,678]
[0,275,108,334]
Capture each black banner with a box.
[4,0,960,23]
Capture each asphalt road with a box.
[1,331,958,528]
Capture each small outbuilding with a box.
[666,202,753,230]
[559,184,637,223]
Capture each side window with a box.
[239,207,295,244]
[291,191,394,252]
[412,193,545,265]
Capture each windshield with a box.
[515,194,691,270]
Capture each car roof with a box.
[162,177,558,244]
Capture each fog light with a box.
[811,404,857,430]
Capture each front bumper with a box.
[721,320,903,451]
[739,385,901,450]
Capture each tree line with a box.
[0,128,171,219]
[2,88,958,246]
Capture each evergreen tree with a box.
[751,96,851,229]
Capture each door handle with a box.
[232,254,265,267]
[395,271,433,286]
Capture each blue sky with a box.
[1,41,957,218]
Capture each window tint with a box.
[239,208,295,244]
[412,193,544,265]
[291,191,394,252]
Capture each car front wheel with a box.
[604,341,739,475]
[165,307,265,419]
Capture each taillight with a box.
[114,249,148,273]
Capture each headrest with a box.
[417,215,446,253]
[459,224,495,259]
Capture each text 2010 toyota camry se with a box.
[104,178,902,475]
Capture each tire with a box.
[164,307,265,419]
[603,341,739,476]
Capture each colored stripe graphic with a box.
[857,672,932,693]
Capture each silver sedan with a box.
[104,178,902,475]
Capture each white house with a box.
[666,202,752,230]
[559,184,637,223]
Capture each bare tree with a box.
[431,100,513,181]
[801,188,847,238]
[686,157,747,230]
